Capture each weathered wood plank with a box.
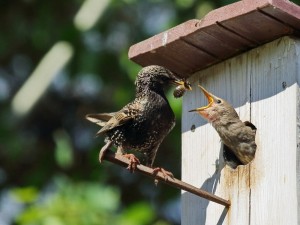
[181,36,300,225]
[250,37,300,225]
[182,52,251,225]
[129,1,300,77]
[219,10,292,43]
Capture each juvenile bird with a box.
[189,85,256,168]
[86,65,191,178]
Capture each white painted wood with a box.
[181,36,300,225]
[250,37,300,225]
[182,53,251,225]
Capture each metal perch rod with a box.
[102,149,230,207]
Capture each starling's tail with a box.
[85,113,115,127]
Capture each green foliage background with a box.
[0,0,299,224]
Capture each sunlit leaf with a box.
[53,130,74,169]
[118,202,155,225]
[175,0,195,8]
[119,51,141,82]
[16,206,44,224]
[196,1,215,18]
[11,187,39,203]
[15,177,121,225]
[153,221,172,225]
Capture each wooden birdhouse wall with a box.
[181,36,300,225]
[128,0,300,223]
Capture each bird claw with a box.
[152,167,174,182]
[123,154,140,172]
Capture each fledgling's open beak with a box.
[189,85,215,112]
[171,79,192,90]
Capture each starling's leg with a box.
[145,147,172,184]
[123,154,141,172]
[116,146,140,172]
[99,140,113,163]
[116,146,125,155]
[152,167,174,181]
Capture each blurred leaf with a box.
[118,202,155,225]
[113,85,134,108]
[175,0,195,8]
[43,217,65,225]
[16,206,46,225]
[11,187,39,203]
[153,221,171,225]
[196,1,215,18]
[53,130,74,169]
[16,177,121,225]
[119,50,142,82]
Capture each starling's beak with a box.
[171,79,192,90]
[189,85,215,112]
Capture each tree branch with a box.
[102,149,230,207]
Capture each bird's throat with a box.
[199,111,218,123]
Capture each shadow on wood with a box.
[182,145,227,224]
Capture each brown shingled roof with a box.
[128,0,300,78]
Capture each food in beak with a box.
[172,79,192,98]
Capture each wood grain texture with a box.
[181,36,300,224]
[128,1,300,77]
[182,51,251,225]
[250,37,300,225]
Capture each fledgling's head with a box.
[135,65,190,94]
[189,85,239,125]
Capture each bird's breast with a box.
[109,94,175,151]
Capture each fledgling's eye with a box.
[216,99,222,104]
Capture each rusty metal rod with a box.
[102,149,230,207]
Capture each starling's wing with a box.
[85,113,116,127]
[244,121,257,132]
[96,112,132,136]
[96,102,140,136]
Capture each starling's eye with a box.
[216,99,222,104]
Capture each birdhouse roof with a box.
[128,0,300,78]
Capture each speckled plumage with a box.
[86,65,180,168]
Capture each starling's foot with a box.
[123,154,140,172]
[99,141,113,163]
[152,167,174,181]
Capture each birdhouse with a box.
[128,0,300,224]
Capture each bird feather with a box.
[97,111,133,135]
[85,113,115,126]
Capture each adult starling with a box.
[189,85,257,168]
[86,65,191,178]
